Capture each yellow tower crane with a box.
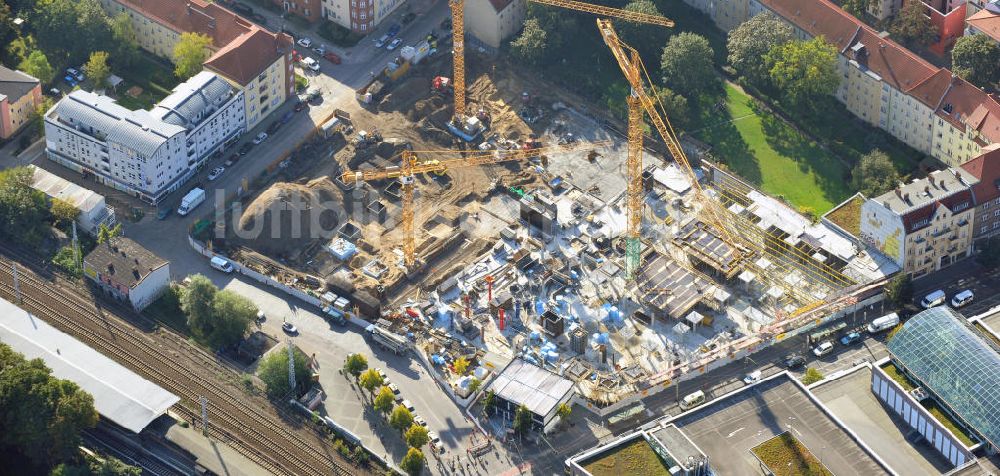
[596,19,856,315]
[447,0,674,119]
[340,140,609,266]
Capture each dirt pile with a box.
[236,178,341,257]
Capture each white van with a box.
[679,390,706,411]
[950,289,974,308]
[210,256,234,273]
[867,312,900,334]
[921,290,947,309]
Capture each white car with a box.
[374,34,390,48]
[742,370,762,385]
[207,166,225,181]
[414,415,427,427]
[312,44,326,55]
[253,132,268,145]
[296,37,313,48]
[387,38,403,51]
[812,341,834,357]
[302,57,320,72]
[402,399,415,412]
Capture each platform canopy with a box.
[0,298,179,433]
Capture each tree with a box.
[481,390,496,416]
[884,273,913,308]
[842,0,871,19]
[172,32,212,80]
[619,0,669,61]
[373,386,395,415]
[851,150,900,197]
[54,454,143,476]
[890,0,938,47]
[801,367,824,385]
[513,404,533,433]
[468,377,482,395]
[96,223,122,244]
[0,167,49,245]
[32,0,114,65]
[0,4,15,62]
[0,343,99,469]
[84,51,111,89]
[50,198,79,228]
[400,447,425,476]
[511,18,547,65]
[343,353,368,380]
[660,32,717,97]
[180,274,218,339]
[404,423,429,449]
[952,34,1000,88]
[452,356,470,375]
[727,13,793,86]
[765,37,840,109]
[390,405,414,432]
[19,50,55,84]
[358,368,384,399]
[207,290,255,348]
[6,35,36,66]
[257,346,310,397]
[652,87,690,129]
[52,245,82,277]
[556,402,572,421]
[28,95,53,137]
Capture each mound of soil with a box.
[236,178,341,256]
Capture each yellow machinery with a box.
[340,140,609,266]
[596,19,855,316]
[447,0,674,119]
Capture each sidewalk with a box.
[164,417,273,476]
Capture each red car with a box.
[323,52,341,64]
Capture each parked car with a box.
[282,322,298,334]
[374,34,390,48]
[207,166,225,181]
[920,289,946,309]
[256,310,266,323]
[306,88,322,103]
[312,44,326,55]
[402,13,417,24]
[238,142,253,155]
[302,57,320,72]
[252,132,268,145]
[840,331,863,346]
[66,67,84,82]
[296,37,313,48]
[950,289,974,308]
[742,370,762,385]
[679,390,706,411]
[224,153,240,166]
[294,100,308,112]
[387,23,401,37]
[414,415,427,427]
[387,38,403,51]
[783,354,806,369]
[402,399,415,412]
[812,341,834,357]
[388,382,400,395]
[428,431,444,453]
[323,51,342,64]
[210,256,234,273]
[156,208,172,220]
[266,121,282,134]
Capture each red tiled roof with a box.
[936,79,1000,143]
[960,144,1000,204]
[901,189,974,232]
[907,69,953,108]
[115,0,290,86]
[967,7,1000,42]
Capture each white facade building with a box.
[44,72,246,204]
[29,165,116,236]
[83,237,170,311]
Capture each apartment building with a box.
[465,0,528,50]
[966,2,1000,44]
[0,66,42,140]
[683,0,1000,168]
[960,144,1000,241]
[44,72,245,204]
[322,0,405,33]
[100,0,293,129]
[84,237,169,311]
[860,168,977,278]
[273,0,322,23]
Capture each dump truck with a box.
[356,78,387,104]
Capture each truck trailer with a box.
[365,324,409,355]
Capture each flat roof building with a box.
[486,358,575,432]
[29,165,116,235]
[0,297,179,433]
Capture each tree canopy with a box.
[0,343,99,471]
[890,1,939,47]
[358,368,384,398]
[952,34,1000,88]
[373,386,395,415]
[84,51,111,89]
[400,447,425,476]
[851,150,900,197]
[52,454,143,476]
[765,37,840,109]
[660,32,717,97]
[513,404,533,433]
[727,13,793,86]
[19,50,55,84]
[885,273,913,307]
[257,346,310,397]
[0,167,49,245]
[172,32,212,80]
[180,274,254,348]
[390,405,414,432]
[801,367,824,385]
[841,0,871,19]
[511,18,547,65]
[452,356,470,375]
[404,423,429,449]
[343,353,368,380]
[31,0,113,66]
[49,198,79,229]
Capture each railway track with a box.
[0,246,364,476]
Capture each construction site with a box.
[212,5,899,414]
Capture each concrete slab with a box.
[981,312,1000,334]
[671,375,889,476]
[812,366,952,475]
[164,419,272,476]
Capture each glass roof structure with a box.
[887,307,1000,448]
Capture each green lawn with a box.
[922,400,977,447]
[752,432,832,476]
[879,362,917,391]
[114,54,180,110]
[144,285,189,333]
[582,438,671,476]
[692,83,851,214]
